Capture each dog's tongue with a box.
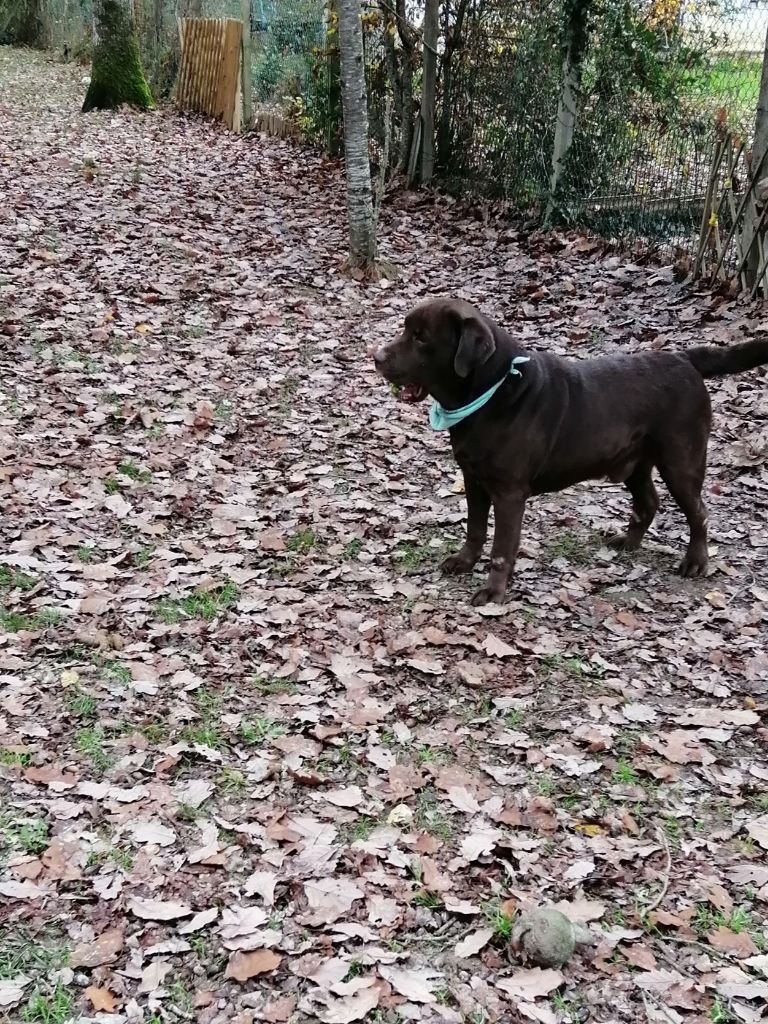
[396,384,427,403]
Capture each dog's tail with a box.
[686,337,768,379]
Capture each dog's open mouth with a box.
[392,383,428,404]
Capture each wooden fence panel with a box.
[177,17,243,132]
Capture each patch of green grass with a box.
[344,959,366,980]
[118,460,151,483]
[694,903,759,940]
[23,983,74,1023]
[710,995,734,1023]
[177,802,201,822]
[167,978,194,1014]
[414,788,452,841]
[663,816,681,841]
[0,931,68,980]
[612,757,638,785]
[184,723,223,749]
[416,744,452,766]
[342,537,363,559]
[0,815,49,856]
[67,686,97,720]
[76,726,112,774]
[395,533,450,570]
[503,708,525,728]
[0,566,37,591]
[214,398,234,423]
[482,898,516,940]
[538,653,588,679]
[547,529,593,565]
[104,660,132,686]
[103,477,121,494]
[412,889,442,909]
[240,716,287,746]
[348,816,378,842]
[532,771,556,797]
[133,544,155,567]
[287,527,316,556]
[0,607,62,633]
[141,721,168,743]
[156,581,239,623]
[0,748,32,768]
[251,675,296,696]
[217,767,246,795]
[86,845,133,871]
[76,545,98,563]
[276,375,299,416]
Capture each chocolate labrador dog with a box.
[374,297,768,605]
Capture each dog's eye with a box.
[413,333,428,347]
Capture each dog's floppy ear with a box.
[454,314,496,378]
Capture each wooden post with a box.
[240,0,253,129]
[419,0,439,184]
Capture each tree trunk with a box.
[82,0,153,112]
[419,0,440,183]
[395,0,416,172]
[744,25,768,286]
[437,0,470,168]
[338,0,376,268]
[545,0,591,224]
[241,0,253,129]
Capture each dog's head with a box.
[373,298,497,406]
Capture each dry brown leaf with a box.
[496,967,564,999]
[71,927,124,968]
[84,985,118,1012]
[225,949,282,982]
[707,926,759,958]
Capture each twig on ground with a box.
[645,826,672,913]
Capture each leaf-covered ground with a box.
[1,46,768,1024]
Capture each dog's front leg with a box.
[470,490,527,605]
[442,474,491,574]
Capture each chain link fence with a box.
[10,0,767,258]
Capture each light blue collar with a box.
[429,356,530,431]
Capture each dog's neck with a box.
[432,329,529,409]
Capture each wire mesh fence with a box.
[11,0,768,261]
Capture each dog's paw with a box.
[470,585,505,607]
[441,549,478,575]
[679,550,708,578]
[606,532,641,552]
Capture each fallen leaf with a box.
[496,967,564,999]
[317,987,380,1023]
[128,898,192,921]
[747,814,768,850]
[225,949,282,982]
[128,820,177,846]
[178,907,219,934]
[708,926,759,958]
[483,633,517,658]
[378,965,441,1003]
[0,880,45,900]
[0,976,31,1008]
[323,786,363,808]
[71,927,124,968]
[454,927,494,958]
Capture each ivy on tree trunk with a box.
[82,0,153,113]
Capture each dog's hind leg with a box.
[656,453,709,578]
[607,461,659,552]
